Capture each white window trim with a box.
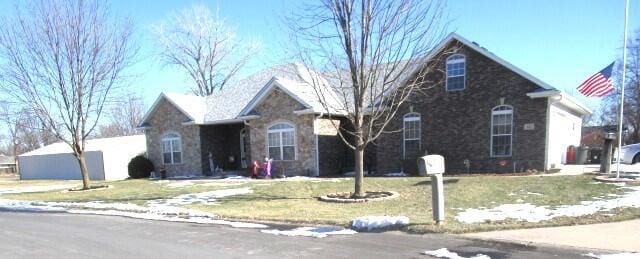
[490,105,513,157]
[403,113,421,159]
[446,54,466,92]
[161,132,182,164]
[266,122,297,161]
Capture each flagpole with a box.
[615,0,629,179]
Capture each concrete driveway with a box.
[0,211,603,259]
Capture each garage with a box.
[18,135,146,180]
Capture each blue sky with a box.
[1,0,637,112]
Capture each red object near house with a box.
[250,160,261,178]
[566,146,576,164]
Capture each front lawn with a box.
[3,175,639,233]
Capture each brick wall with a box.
[376,40,548,174]
[145,99,203,177]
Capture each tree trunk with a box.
[76,152,91,190]
[353,141,365,198]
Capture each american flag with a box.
[576,62,615,97]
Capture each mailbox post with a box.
[418,155,445,225]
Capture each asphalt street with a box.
[0,211,601,258]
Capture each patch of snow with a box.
[199,182,246,187]
[221,175,250,180]
[351,215,410,231]
[68,209,268,228]
[166,181,194,188]
[274,176,344,182]
[149,187,253,206]
[0,184,77,194]
[0,187,266,229]
[507,193,516,196]
[584,252,640,259]
[525,192,543,196]
[0,199,67,212]
[261,227,356,238]
[422,248,491,259]
[343,171,371,177]
[383,172,409,177]
[456,185,640,224]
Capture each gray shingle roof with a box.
[144,33,590,124]
[204,63,311,122]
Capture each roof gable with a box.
[239,77,312,116]
[139,93,206,126]
[425,33,555,91]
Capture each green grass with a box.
[3,175,639,233]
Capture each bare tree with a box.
[288,0,446,197]
[97,94,144,138]
[0,102,56,158]
[0,0,137,189]
[153,4,260,96]
[600,30,640,144]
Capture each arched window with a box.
[491,105,513,157]
[161,133,182,164]
[403,113,421,159]
[446,54,466,91]
[267,123,296,160]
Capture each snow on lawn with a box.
[274,176,345,182]
[0,187,266,229]
[423,248,490,259]
[382,172,409,177]
[166,181,194,188]
[68,209,268,228]
[261,227,357,238]
[0,184,77,194]
[584,252,640,259]
[149,187,253,206]
[456,185,640,224]
[0,199,67,212]
[351,216,410,231]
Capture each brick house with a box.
[139,34,590,177]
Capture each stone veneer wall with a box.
[248,88,317,176]
[145,99,202,177]
[376,40,548,174]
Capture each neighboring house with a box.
[0,155,16,174]
[18,135,146,180]
[581,125,618,148]
[376,34,590,173]
[139,33,590,177]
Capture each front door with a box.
[240,128,250,168]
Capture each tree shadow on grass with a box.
[412,179,459,186]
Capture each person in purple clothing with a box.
[262,157,272,178]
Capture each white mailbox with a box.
[418,155,445,175]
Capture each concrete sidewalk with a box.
[462,219,640,252]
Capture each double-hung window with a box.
[267,123,296,160]
[403,113,421,159]
[162,133,182,164]
[491,105,513,156]
[446,54,466,91]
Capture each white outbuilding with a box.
[18,135,146,180]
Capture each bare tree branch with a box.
[0,0,137,189]
[287,0,447,197]
[153,4,261,96]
